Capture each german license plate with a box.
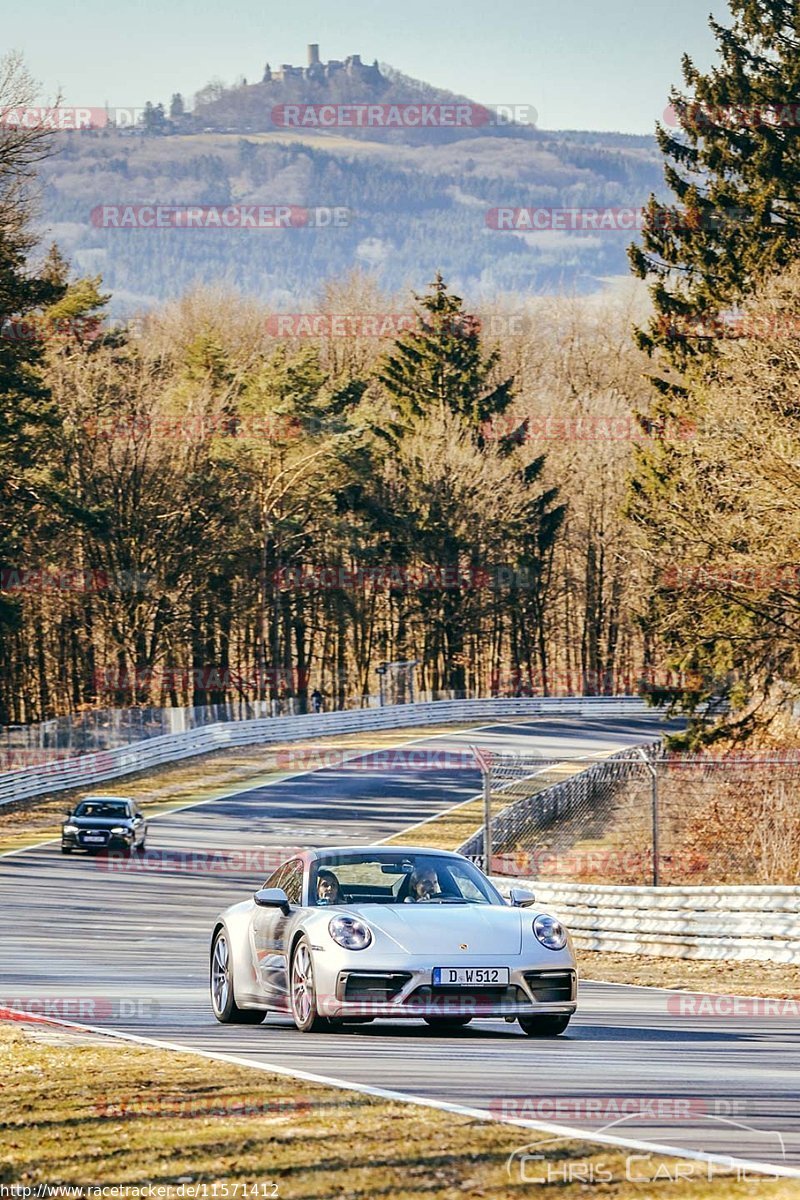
[83,834,106,843]
[433,967,509,986]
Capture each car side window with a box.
[263,864,289,891]
[448,863,491,902]
[282,861,303,905]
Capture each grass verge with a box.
[384,761,585,851]
[579,950,800,997]
[2,1020,796,1198]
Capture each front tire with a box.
[290,936,330,1033]
[210,929,266,1024]
[518,1014,571,1037]
[60,845,72,855]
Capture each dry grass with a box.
[2,1021,796,1198]
[580,951,800,997]
[385,761,586,851]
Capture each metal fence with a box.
[0,671,665,770]
[0,696,649,807]
[0,683,657,769]
[463,747,800,887]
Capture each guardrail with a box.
[0,696,649,807]
[491,878,800,964]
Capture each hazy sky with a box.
[8,0,723,134]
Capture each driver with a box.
[315,869,341,905]
[407,865,440,901]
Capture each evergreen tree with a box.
[626,1,800,723]
[629,0,800,377]
[377,273,514,431]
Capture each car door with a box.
[251,860,304,1009]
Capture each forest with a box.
[5,0,800,745]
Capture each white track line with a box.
[4,1008,797,1179]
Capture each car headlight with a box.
[111,826,131,836]
[328,916,372,950]
[63,824,78,834]
[533,914,567,951]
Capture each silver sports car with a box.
[210,846,577,1035]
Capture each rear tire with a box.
[211,929,266,1024]
[290,937,330,1033]
[518,1014,571,1037]
[423,1016,472,1029]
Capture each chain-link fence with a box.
[463,746,800,887]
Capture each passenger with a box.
[407,865,440,901]
[316,869,341,905]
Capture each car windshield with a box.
[309,853,501,907]
[74,801,130,819]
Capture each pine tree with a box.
[626,1,800,723]
[629,0,800,377]
[377,273,514,431]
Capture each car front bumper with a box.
[319,964,577,1020]
[61,831,135,851]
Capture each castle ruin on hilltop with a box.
[264,44,383,86]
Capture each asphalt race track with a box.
[2,715,799,1174]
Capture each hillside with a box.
[38,56,664,310]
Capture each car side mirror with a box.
[509,887,536,907]
[64,809,73,817]
[254,887,291,915]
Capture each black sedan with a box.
[61,795,147,856]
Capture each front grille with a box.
[341,972,412,1003]
[523,970,576,1003]
[406,984,526,1009]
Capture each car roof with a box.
[77,795,132,804]
[306,846,469,863]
